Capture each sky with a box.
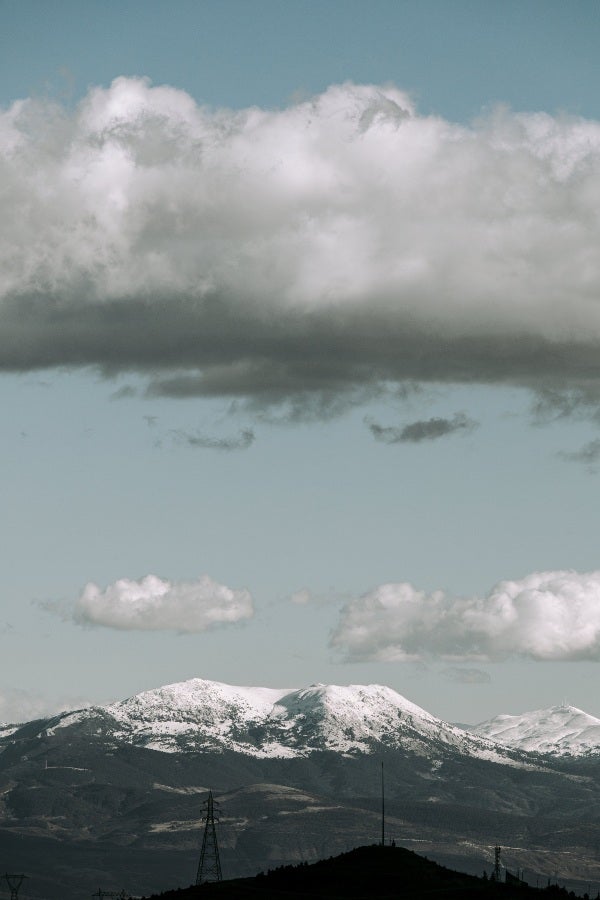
[3,0,600,725]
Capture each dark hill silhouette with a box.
[149,844,560,899]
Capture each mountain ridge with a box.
[4,678,600,758]
[152,843,539,900]
[4,677,525,763]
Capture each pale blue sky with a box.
[2,0,600,724]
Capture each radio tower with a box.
[380,761,385,847]
[195,790,222,884]
[493,846,502,882]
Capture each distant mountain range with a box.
[7,678,599,758]
[2,678,600,900]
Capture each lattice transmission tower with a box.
[3,874,27,900]
[195,790,222,884]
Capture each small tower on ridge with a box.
[493,846,502,883]
[195,790,223,884]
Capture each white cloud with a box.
[331,571,600,662]
[70,574,253,632]
[3,79,600,408]
[289,589,312,605]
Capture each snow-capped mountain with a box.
[471,704,600,756]
[4,678,600,900]
[31,678,514,762]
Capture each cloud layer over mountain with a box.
[3,78,600,410]
[70,574,254,632]
[332,570,600,662]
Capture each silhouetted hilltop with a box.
[150,844,555,899]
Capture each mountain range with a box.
[8,677,599,758]
[1,678,600,900]
[21,679,528,761]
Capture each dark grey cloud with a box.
[531,386,600,425]
[559,438,600,470]
[171,427,255,451]
[442,667,491,684]
[110,385,137,400]
[367,412,477,444]
[4,79,600,415]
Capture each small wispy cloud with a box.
[532,386,600,425]
[367,412,477,444]
[110,385,137,400]
[559,438,600,471]
[286,586,351,608]
[289,589,312,605]
[442,667,491,684]
[0,687,92,724]
[171,427,255,451]
[42,574,254,633]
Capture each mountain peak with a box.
[471,703,600,755]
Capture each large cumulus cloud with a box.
[331,570,600,662]
[54,574,254,632]
[4,77,600,407]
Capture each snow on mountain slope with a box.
[106,679,298,755]
[471,704,600,755]
[0,724,18,738]
[33,677,520,763]
[269,683,443,754]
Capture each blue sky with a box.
[2,0,600,724]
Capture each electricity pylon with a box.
[195,790,222,884]
[3,874,27,900]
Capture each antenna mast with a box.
[196,790,223,884]
[381,761,385,846]
[494,846,502,882]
